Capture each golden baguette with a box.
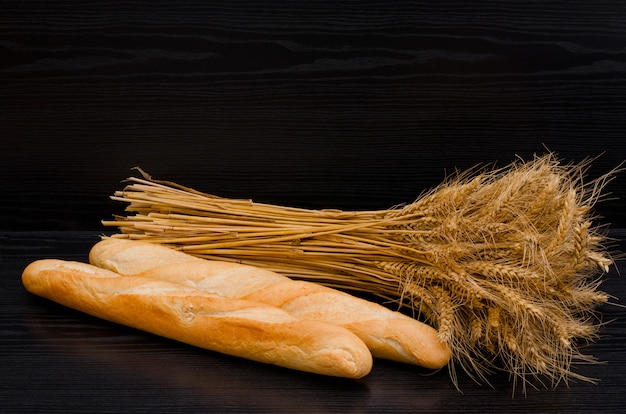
[22,259,373,378]
[90,238,451,369]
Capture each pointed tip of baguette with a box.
[90,238,189,274]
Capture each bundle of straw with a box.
[103,154,619,390]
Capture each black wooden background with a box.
[2,1,626,413]
[2,0,626,231]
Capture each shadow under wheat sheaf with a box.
[102,154,620,392]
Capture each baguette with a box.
[22,259,373,378]
[90,238,451,369]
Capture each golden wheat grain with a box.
[103,154,620,391]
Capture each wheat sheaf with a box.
[103,153,621,391]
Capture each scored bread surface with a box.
[22,259,373,378]
[90,238,451,369]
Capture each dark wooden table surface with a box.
[2,231,625,413]
[2,1,626,412]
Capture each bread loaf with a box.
[90,238,451,369]
[22,259,373,378]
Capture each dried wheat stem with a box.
[103,153,620,391]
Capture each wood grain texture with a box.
[1,3,626,408]
[1,230,625,413]
[1,1,625,231]
[0,4,626,413]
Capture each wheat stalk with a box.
[102,153,620,391]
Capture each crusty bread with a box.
[90,238,451,369]
[22,259,373,378]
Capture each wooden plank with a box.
[1,1,625,230]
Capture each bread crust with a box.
[22,259,372,378]
[90,238,451,369]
